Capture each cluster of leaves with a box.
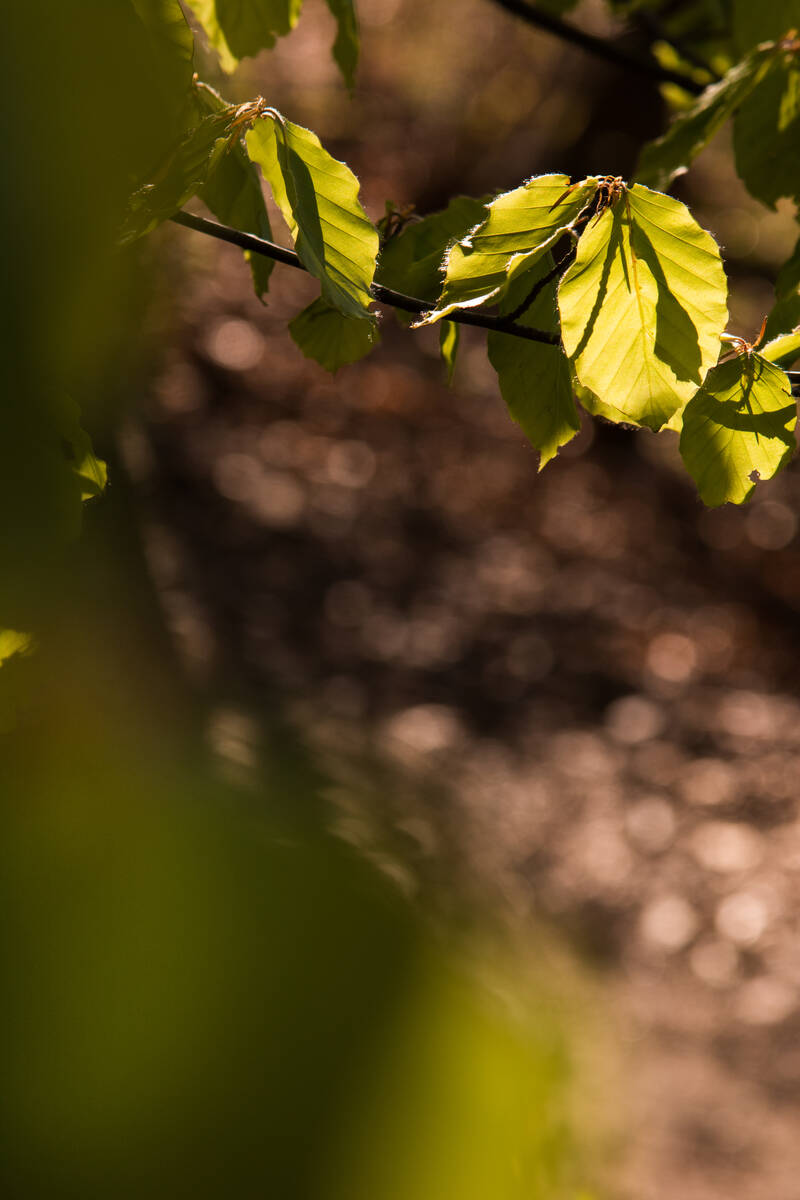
[122,0,800,510]
[15,0,795,681]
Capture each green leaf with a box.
[761,329,800,368]
[439,322,459,385]
[325,0,359,89]
[734,52,800,209]
[185,0,303,71]
[416,175,597,325]
[680,353,796,505]
[246,113,378,321]
[122,108,236,242]
[195,84,274,298]
[558,184,728,431]
[488,258,579,468]
[733,0,799,52]
[636,47,773,192]
[766,294,800,341]
[289,298,380,371]
[376,196,488,316]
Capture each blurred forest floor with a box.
[127,2,800,1197]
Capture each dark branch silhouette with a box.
[170,211,561,346]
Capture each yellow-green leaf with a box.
[417,175,597,326]
[761,329,800,368]
[680,353,796,505]
[246,113,378,321]
[558,185,728,431]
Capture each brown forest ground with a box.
[129,2,800,1196]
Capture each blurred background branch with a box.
[486,0,705,93]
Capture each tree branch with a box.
[170,211,560,345]
[486,0,704,95]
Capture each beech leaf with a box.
[558,185,728,431]
[680,354,796,505]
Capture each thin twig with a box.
[170,211,560,345]
[633,8,722,80]
[486,0,704,95]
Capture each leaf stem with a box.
[486,0,704,95]
[170,211,560,345]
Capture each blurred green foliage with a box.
[0,5,596,1197]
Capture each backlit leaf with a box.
[761,330,800,368]
[488,258,579,468]
[185,0,303,71]
[417,175,597,325]
[734,51,800,208]
[246,113,378,321]
[679,353,796,505]
[289,298,380,371]
[325,0,359,89]
[636,46,773,192]
[559,185,728,431]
